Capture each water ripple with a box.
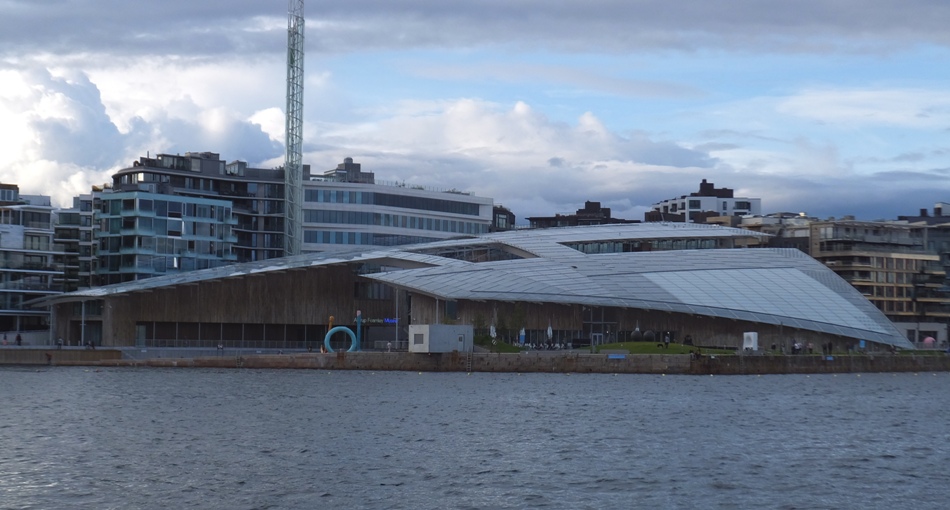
[1,369,949,509]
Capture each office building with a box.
[301,158,493,250]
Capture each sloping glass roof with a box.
[365,243,910,349]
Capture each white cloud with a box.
[777,88,950,128]
[0,64,283,206]
[2,0,949,224]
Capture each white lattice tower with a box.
[284,0,304,256]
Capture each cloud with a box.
[405,60,702,99]
[0,64,282,207]
[777,88,950,128]
[2,1,950,59]
[300,98,722,220]
[1,0,948,225]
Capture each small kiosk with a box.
[408,324,473,353]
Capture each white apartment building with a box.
[650,179,761,222]
[0,185,60,344]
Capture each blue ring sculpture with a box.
[324,326,357,352]
[324,312,362,353]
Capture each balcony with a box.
[118,245,157,255]
[0,263,60,273]
[120,227,155,236]
[121,209,156,218]
[0,281,64,292]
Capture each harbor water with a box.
[1,367,949,509]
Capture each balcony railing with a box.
[0,282,64,292]
[0,263,60,273]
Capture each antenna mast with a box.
[284,0,304,256]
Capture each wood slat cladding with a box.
[98,265,394,344]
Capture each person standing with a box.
[15,333,22,346]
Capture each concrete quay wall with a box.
[693,353,950,375]
[0,348,122,366]
[25,350,950,374]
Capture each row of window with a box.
[864,284,929,298]
[102,198,232,221]
[303,209,488,235]
[124,170,285,200]
[98,236,230,257]
[0,253,52,269]
[564,238,725,254]
[23,234,51,251]
[663,200,752,214]
[98,254,229,274]
[1,211,52,229]
[881,300,923,314]
[304,189,482,216]
[354,282,394,300]
[303,231,442,246]
[100,217,232,240]
[825,255,931,271]
[865,272,937,285]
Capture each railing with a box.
[0,263,59,272]
[142,339,317,350]
[0,282,65,292]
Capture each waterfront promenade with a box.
[3,347,950,375]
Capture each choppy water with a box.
[1,367,949,509]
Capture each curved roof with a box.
[41,223,910,349]
[366,224,912,349]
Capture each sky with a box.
[2,1,950,223]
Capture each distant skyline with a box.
[2,1,950,222]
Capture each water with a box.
[1,368,949,509]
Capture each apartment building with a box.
[647,179,761,222]
[527,201,636,229]
[0,185,60,342]
[112,152,289,262]
[53,193,97,291]
[94,191,238,285]
[808,219,947,345]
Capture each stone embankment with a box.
[5,348,950,374]
[0,348,121,366]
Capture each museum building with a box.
[37,223,912,352]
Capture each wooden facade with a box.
[52,261,853,352]
[53,265,401,349]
